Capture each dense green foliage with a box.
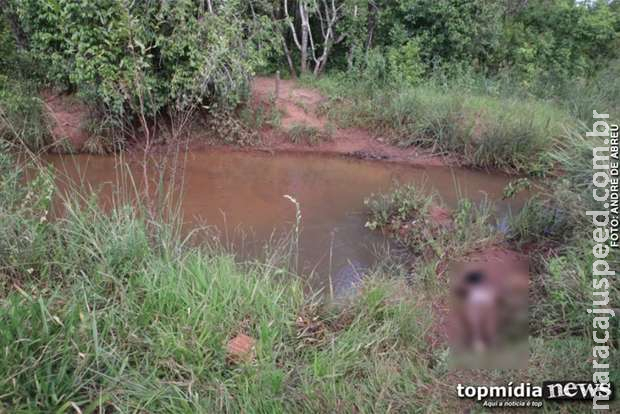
[0,16,48,147]
[1,0,618,151]
[499,0,618,83]
[370,0,505,77]
[0,0,615,154]
[275,0,619,84]
[0,75,48,148]
[3,1,618,98]
[4,0,273,117]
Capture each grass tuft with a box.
[287,124,332,146]
[306,74,570,174]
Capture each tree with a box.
[283,0,350,74]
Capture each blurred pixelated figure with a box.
[449,249,529,365]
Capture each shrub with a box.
[14,0,274,119]
[386,39,425,85]
[365,184,498,258]
[500,0,619,85]
[0,75,49,149]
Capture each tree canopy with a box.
[1,0,618,117]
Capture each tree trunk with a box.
[271,3,297,77]
[347,44,355,71]
[313,40,330,76]
[282,35,297,77]
[299,2,309,73]
[347,5,358,71]
[366,1,378,54]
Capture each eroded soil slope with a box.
[252,76,444,166]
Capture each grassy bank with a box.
[303,64,620,175]
[310,76,566,174]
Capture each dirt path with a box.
[250,76,445,166]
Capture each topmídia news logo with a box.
[457,381,615,409]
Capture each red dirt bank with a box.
[44,76,447,167]
[250,76,446,166]
[43,90,90,151]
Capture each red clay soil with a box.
[42,90,90,151]
[428,205,453,227]
[250,76,446,166]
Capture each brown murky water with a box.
[45,149,524,294]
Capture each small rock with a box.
[226,333,256,364]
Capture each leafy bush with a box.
[14,0,274,119]
[386,39,425,85]
[0,19,49,149]
[500,0,619,85]
[0,75,49,149]
[376,0,504,72]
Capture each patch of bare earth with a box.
[251,76,445,166]
[42,90,90,152]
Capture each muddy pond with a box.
[45,149,525,295]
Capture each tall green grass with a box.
[507,123,619,339]
[308,61,619,176]
[305,74,568,174]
